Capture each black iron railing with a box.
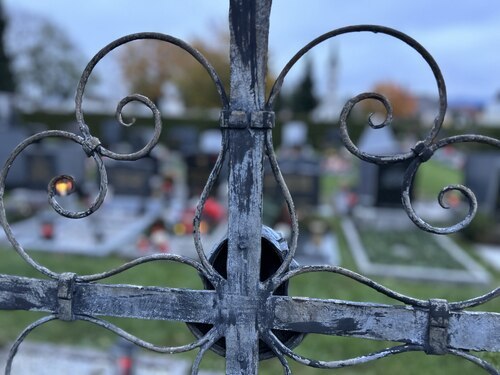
[0,0,499,374]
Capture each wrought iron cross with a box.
[0,0,499,374]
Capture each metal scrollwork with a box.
[0,31,230,373]
[403,135,500,234]
[0,2,498,373]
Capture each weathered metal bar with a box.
[225,0,272,373]
[272,296,500,352]
[272,296,427,343]
[3,273,498,355]
[0,275,217,323]
[0,274,57,312]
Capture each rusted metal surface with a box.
[0,0,499,374]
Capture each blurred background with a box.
[0,1,499,374]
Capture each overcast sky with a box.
[4,0,500,105]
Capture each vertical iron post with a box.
[224,0,272,373]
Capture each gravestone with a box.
[357,126,412,207]
[265,121,320,211]
[0,93,29,188]
[185,130,225,197]
[106,156,158,197]
[23,142,86,192]
[0,128,28,189]
[465,152,500,216]
[274,156,320,208]
[0,92,14,132]
[374,162,412,207]
[185,154,219,197]
[100,119,124,148]
[166,125,199,156]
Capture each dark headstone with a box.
[106,157,158,197]
[465,152,500,216]
[264,150,320,211]
[184,130,226,197]
[166,126,198,156]
[357,127,412,208]
[375,161,412,207]
[0,128,28,188]
[23,142,86,192]
[358,160,413,208]
[0,92,14,131]
[265,121,320,210]
[185,153,220,197]
[100,119,124,148]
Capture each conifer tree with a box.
[0,1,15,93]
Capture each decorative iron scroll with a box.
[0,2,499,374]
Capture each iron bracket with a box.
[57,272,77,321]
[220,110,275,129]
[426,298,450,355]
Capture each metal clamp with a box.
[220,110,275,129]
[412,141,434,162]
[425,298,450,355]
[82,136,101,157]
[57,272,77,321]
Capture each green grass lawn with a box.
[0,220,498,374]
[321,159,463,204]
[414,159,463,200]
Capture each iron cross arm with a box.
[0,273,498,354]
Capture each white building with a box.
[481,93,500,127]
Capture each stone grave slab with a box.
[0,196,162,257]
[342,217,491,283]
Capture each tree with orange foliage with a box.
[362,82,417,119]
[118,30,230,110]
[118,29,275,111]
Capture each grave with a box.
[0,128,29,189]
[342,216,490,283]
[357,126,413,208]
[342,128,492,283]
[185,130,226,197]
[23,143,86,192]
[264,121,320,211]
[0,123,86,193]
[0,196,163,256]
[464,152,500,217]
[106,156,158,197]
[0,93,29,189]
[166,125,199,156]
[99,119,124,148]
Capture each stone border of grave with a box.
[476,244,500,272]
[342,218,491,284]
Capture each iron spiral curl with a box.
[402,135,500,234]
[0,130,108,279]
